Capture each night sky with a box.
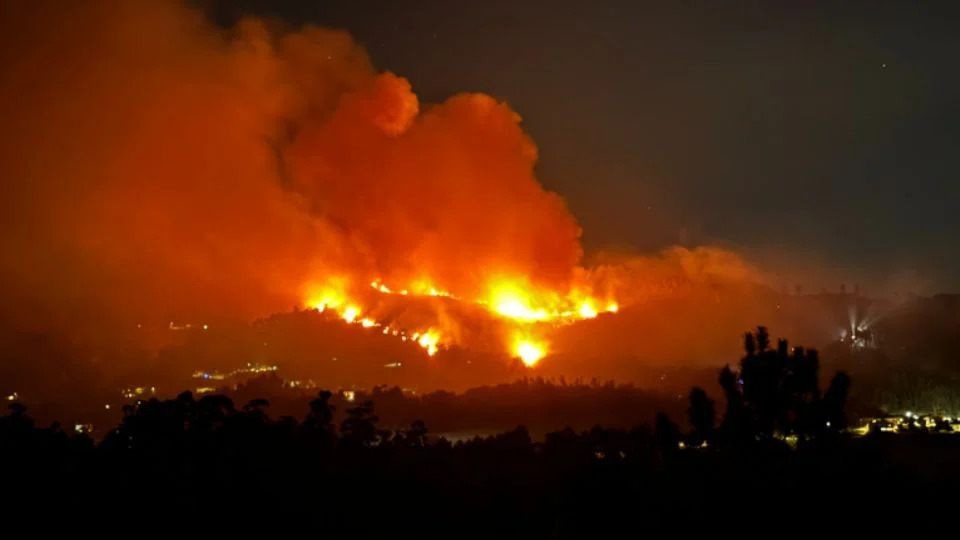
[209,0,960,291]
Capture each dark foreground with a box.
[3,328,957,535]
[1,396,957,536]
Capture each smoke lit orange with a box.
[0,1,763,383]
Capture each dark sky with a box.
[209,0,959,291]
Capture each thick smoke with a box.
[0,0,769,373]
[286,78,584,297]
[0,1,584,332]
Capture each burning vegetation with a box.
[0,1,764,378]
[303,275,617,365]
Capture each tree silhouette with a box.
[718,364,748,443]
[243,398,270,415]
[823,371,851,432]
[404,419,428,447]
[655,412,681,451]
[306,390,335,431]
[744,332,757,357]
[687,386,715,444]
[340,400,386,447]
[755,326,770,353]
[715,326,849,441]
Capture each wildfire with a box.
[306,283,449,357]
[306,280,350,314]
[370,280,392,294]
[578,301,598,319]
[304,275,619,366]
[494,298,548,321]
[411,279,454,298]
[514,337,547,367]
[416,330,440,356]
[485,279,614,324]
[341,306,359,324]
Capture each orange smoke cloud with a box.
[286,77,583,299]
[0,1,766,373]
[0,1,578,324]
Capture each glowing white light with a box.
[578,302,597,319]
[342,306,359,323]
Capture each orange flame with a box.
[303,273,616,366]
[513,335,547,367]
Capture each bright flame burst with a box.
[489,281,552,321]
[305,276,618,366]
[341,306,359,324]
[578,301,598,319]
[485,279,613,324]
[514,337,547,367]
[417,330,440,356]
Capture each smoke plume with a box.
[0,0,768,370]
[0,1,586,329]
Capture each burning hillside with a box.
[0,1,764,377]
[297,244,761,369]
[302,276,617,366]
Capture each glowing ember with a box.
[406,279,454,298]
[578,301,598,319]
[489,282,550,322]
[417,330,440,356]
[306,281,350,314]
[515,339,546,367]
[342,306,359,324]
[495,298,547,321]
[370,280,392,294]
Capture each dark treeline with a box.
[1,327,958,535]
[229,375,689,438]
